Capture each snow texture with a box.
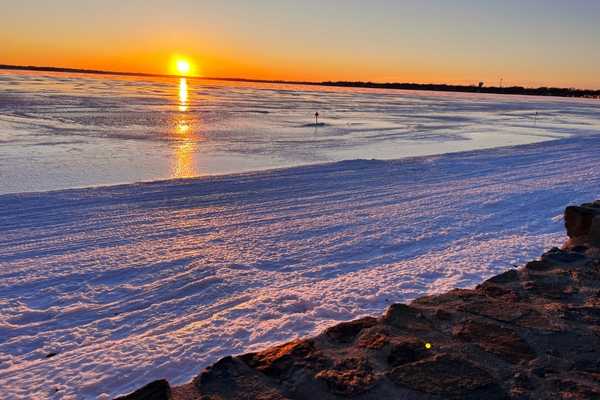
[1,133,600,399]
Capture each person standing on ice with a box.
[315,111,319,125]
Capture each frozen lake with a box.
[2,71,600,398]
[1,70,599,194]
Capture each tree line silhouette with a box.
[322,81,600,99]
[1,64,598,99]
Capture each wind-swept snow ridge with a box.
[1,135,600,399]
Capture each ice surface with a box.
[1,132,600,398]
[2,71,600,194]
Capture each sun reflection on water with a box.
[176,120,190,134]
[172,141,198,178]
[171,77,199,179]
[179,78,188,112]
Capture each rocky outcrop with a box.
[119,201,600,400]
[115,379,172,400]
[564,200,600,251]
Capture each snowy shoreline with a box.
[1,134,600,399]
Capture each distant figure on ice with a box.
[315,111,319,125]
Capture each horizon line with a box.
[0,63,326,85]
[1,64,599,98]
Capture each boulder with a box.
[115,380,171,400]
[564,203,600,249]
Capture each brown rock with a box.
[461,298,531,322]
[325,317,378,344]
[115,380,172,400]
[356,327,390,350]
[564,205,600,238]
[386,338,429,367]
[589,215,600,247]
[194,356,290,400]
[382,303,431,332]
[239,339,328,380]
[387,354,506,399]
[314,357,377,396]
[452,320,535,364]
[483,268,519,284]
[548,377,600,400]
[540,248,588,268]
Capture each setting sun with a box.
[170,56,198,77]
[176,59,190,75]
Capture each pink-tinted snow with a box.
[1,134,600,398]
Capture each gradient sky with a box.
[2,0,599,88]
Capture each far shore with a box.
[1,63,599,99]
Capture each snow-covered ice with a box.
[1,131,600,398]
[2,71,600,194]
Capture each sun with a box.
[176,59,191,75]
[170,56,198,76]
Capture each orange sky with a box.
[2,1,600,88]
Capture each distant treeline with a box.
[321,81,600,99]
[1,64,598,99]
[0,64,169,79]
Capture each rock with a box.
[525,259,551,271]
[324,317,378,344]
[541,248,588,267]
[314,357,377,396]
[194,356,291,400]
[382,303,430,331]
[452,320,536,364]
[461,297,530,322]
[386,338,428,367]
[387,354,507,399]
[115,380,172,400]
[564,202,600,252]
[483,268,519,284]
[564,205,600,238]
[589,215,600,247]
[356,327,390,350]
[477,282,520,301]
[238,339,329,381]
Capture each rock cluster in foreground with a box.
[119,201,600,400]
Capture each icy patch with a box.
[2,71,600,193]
